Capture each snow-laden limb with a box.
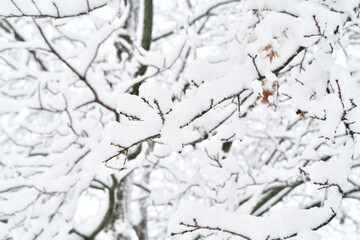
[99,83,169,163]
[0,0,111,18]
[304,139,354,194]
[169,193,339,240]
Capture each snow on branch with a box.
[0,0,111,18]
[169,197,338,240]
